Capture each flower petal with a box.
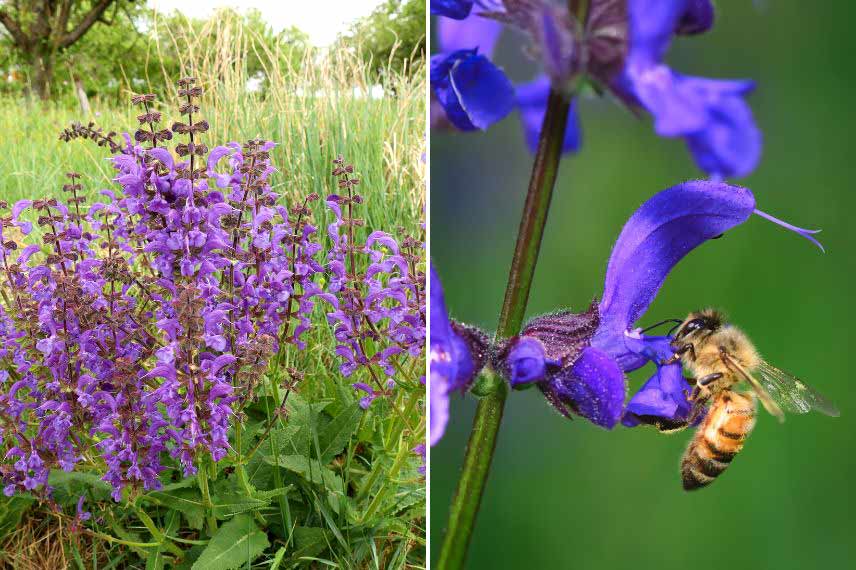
[430,49,515,132]
[676,0,715,35]
[430,263,477,445]
[438,10,503,55]
[594,181,755,366]
[625,0,688,68]
[431,0,473,20]
[505,336,547,387]
[622,362,692,426]
[679,76,760,178]
[551,347,626,429]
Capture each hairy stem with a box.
[437,88,572,570]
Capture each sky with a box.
[148,0,387,47]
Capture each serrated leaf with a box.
[263,455,344,493]
[191,514,269,570]
[317,402,363,463]
[211,493,270,519]
[284,393,330,456]
[267,423,302,456]
[145,487,205,530]
[253,486,292,501]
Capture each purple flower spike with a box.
[594,181,755,369]
[550,347,626,429]
[431,0,473,20]
[431,49,515,132]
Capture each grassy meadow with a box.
[0,11,425,570]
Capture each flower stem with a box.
[197,458,218,535]
[437,89,572,570]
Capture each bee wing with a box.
[720,352,785,422]
[756,361,840,417]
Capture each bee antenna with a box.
[639,319,683,334]
[667,322,683,337]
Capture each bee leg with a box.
[697,372,723,387]
[687,397,709,424]
[663,343,695,365]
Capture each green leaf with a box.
[146,510,180,570]
[211,493,270,519]
[263,455,344,493]
[144,488,205,530]
[191,514,269,570]
[292,527,329,560]
[316,401,363,463]
[269,546,287,570]
[48,470,112,504]
[0,495,34,538]
[283,393,330,457]
[253,486,292,501]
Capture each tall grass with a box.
[0,10,425,569]
[0,9,425,230]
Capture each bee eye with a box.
[679,318,708,337]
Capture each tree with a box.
[0,0,129,99]
[337,0,425,80]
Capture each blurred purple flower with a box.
[431,0,474,20]
[429,264,487,445]
[430,49,515,131]
[432,0,761,178]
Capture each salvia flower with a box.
[498,181,822,428]
[429,264,488,445]
[432,0,761,178]
[324,156,426,411]
[0,84,427,502]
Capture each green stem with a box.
[437,88,572,570]
[496,89,572,337]
[197,459,218,535]
[132,505,184,558]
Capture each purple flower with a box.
[353,382,378,410]
[503,181,823,428]
[429,264,487,445]
[430,49,515,131]
[413,443,426,475]
[431,0,473,20]
[432,0,760,178]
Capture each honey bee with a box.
[665,309,839,491]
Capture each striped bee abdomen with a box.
[681,390,756,491]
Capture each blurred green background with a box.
[430,1,856,568]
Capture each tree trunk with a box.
[31,52,56,101]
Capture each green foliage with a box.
[336,0,426,79]
[0,495,34,539]
[0,6,425,566]
[191,515,270,570]
[0,5,314,103]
